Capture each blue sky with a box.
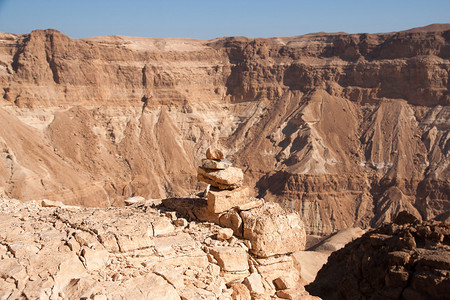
[0,0,449,39]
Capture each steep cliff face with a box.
[0,25,449,234]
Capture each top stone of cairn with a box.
[206,148,224,160]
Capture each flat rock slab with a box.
[207,187,249,214]
[209,246,249,273]
[197,167,243,190]
[202,159,231,170]
[241,202,306,257]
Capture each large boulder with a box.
[240,202,306,257]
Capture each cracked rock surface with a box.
[0,197,319,299]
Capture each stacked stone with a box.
[197,148,250,214]
[194,148,307,259]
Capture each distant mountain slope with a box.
[0,24,449,234]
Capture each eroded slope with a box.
[0,25,449,234]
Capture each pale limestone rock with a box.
[238,198,264,211]
[120,273,181,299]
[153,218,175,236]
[81,248,109,271]
[207,187,249,214]
[219,208,243,237]
[207,263,221,277]
[217,228,234,241]
[180,286,216,300]
[66,237,81,252]
[116,233,154,252]
[154,232,196,253]
[53,254,87,294]
[75,231,101,249]
[241,202,306,257]
[124,196,145,206]
[154,267,185,290]
[0,258,26,280]
[97,232,119,252]
[206,148,225,160]
[0,196,320,299]
[202,158,232,170]
[206,277,227,296]
[59,275,99,299]
[255,256,300,293]
[209,246,249,273]
[160,248,209,269]
[230,283,251,300]
[0,281,16,300]
[243,273,265,296]
[197,167,244,190]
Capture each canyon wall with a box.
[0,24,449,234]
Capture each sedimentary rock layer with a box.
[0,24,449,234]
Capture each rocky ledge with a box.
[306,212,450,300]
[0,196,319,300]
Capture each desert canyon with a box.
[0,24,449,299]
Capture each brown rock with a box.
[273,275,300,291]
[206,148,225,160]
[219,209,243,237]
[394,210,419,225]
[306,220,450,300]
[276,287,314,300]
[217,228,234,241]
[238,198,264,211]
[174,218,188,227]
[240,202,306,257]
[198,167,244,190]
[207,187,249,214]
[41,199,64,208]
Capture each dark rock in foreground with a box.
[306,213,450,300]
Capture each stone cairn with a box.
[197,148,250,214]
[195,148,307,258]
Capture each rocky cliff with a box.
[0,24,449,234]
[307,213,450,299]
